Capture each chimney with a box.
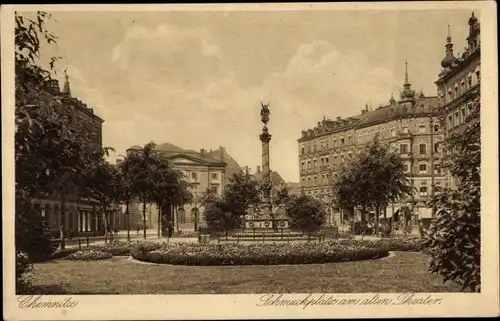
[257,166,261,173]
[245,166,249,174]
[200,149,205,155]
[219,146,225,162]
[317,122,321,128]
[336,116,341,121]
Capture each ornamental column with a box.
[259,102,272,218]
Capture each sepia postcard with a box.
[2,2,499,320]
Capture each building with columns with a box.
[125,143,227,232]
[298,63,446,225]
[29,71,121,238]
[435,12,481,188]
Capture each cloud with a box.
[70,32,406,181]
[111,24,223,91]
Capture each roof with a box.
[299,96,440,142]
[355,96,439,128]
[206,147,243,184]
[127,143,225,166]
[252,170,286,187]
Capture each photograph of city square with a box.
[9,7,483,297]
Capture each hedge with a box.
[338,237,427,252]
[130,242,389,266]
[65,250,112,261]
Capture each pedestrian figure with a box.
[136,225,140,236]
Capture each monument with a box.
[244,102,289,232]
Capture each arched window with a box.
[419,186,428,197]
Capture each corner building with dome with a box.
[297,12,480,226]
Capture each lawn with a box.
[31,252,461,294]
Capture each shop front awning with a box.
[380,206,400,218]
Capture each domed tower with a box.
[440,25,459,73]
[400,60,415,107]
[467,12,480,53]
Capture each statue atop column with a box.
[259,102,272,218]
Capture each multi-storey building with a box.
[298,65,446,225]
[435,12,481,188]
[29,71,122,238]
[125,143,227,232]
[297,13,480,226]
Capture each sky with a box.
[33,8,476,182]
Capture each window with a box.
[301,178,305,186]
[191,172,198,180]
[313,144,317,152]
[468,76,472,88]
[391,128,396,137]
[313,176,317,185]
[403,163,410,173]
[419,144,427,154]
[455,112,459,126]
[400,144,409,154]
[212,173,218,180]
[301,147,305,155]
[340,155,345,163]
[434,143,439,153]
[321,174,325,185]
[320,158,324,166]
[403,127,409,134]
[419,164,427,173]
[333,156,337,165]
[325,142,329,150]
[308,177,311,186]
[325,157,329,165]
[211,185,218,194]
[348,135,352,144]
[434,164,441,174]
[313,160,317,169]
[448,115,453,128]
[340,137,345,145]
[333,140,337,147]
[476,70,480,83]
[419,125,425,133]
[434,124,439,132]
[348,152,352,158]
[307,145,311,153]
[419,186,428,197]
[461,108,466,122]
[307,161,311,169]
[301,162,305,171]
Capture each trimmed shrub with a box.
[338,237,426,252]
[16,251,34,294]
[65,250,112,261]
[130,241,389,266]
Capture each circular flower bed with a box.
[338,237,426,252]
[130,241,389,266]
[65,250,113,261]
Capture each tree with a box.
[273,185,292,207]
[85,159,122,243]
[117,156,135,241]
[15,12,111,251]
[286,195,327,241]
[203,172,261,237]
[150,158,193,237]
[126,142,159,239]
[426,95,480,292]
[224,172,261,215]
[331,137,413,235]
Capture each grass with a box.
[30,252,461,294]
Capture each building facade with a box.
[298,65,446,225]
[29,71,121,238]
[126,144,227,232]
[435,12,481,188]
